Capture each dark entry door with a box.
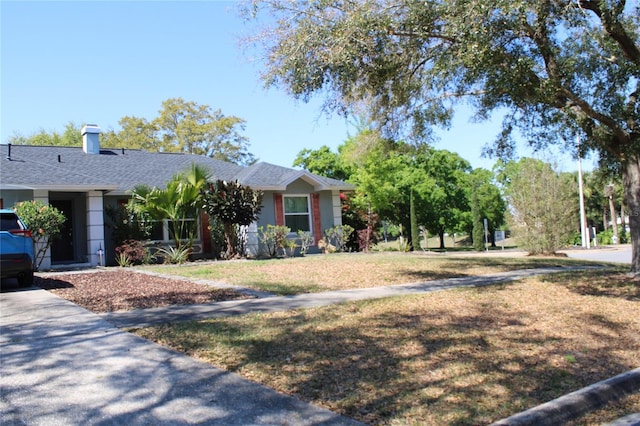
[50,200,74,262]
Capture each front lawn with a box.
[139,252,597,295]
[134,266,640,425]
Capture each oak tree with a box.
[244,0,640,273]
[106,98,256,165]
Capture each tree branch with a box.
[387,28,457,44]
[627,83,639,134]
[577,0,640,64]
[523,6,629,152]
[563,87,628,151]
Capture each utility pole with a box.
[578,136,590,249]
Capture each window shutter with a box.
[274,193,284,226]
[311,193,322,243]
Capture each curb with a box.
[602,412,640,425]
[490,368,640,426]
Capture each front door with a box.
[50,199,74,262]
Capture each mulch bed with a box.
[36,270,250,313]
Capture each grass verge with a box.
[134,267,639,425]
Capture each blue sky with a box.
[1,1,590,171]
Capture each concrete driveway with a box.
[0,284,362,425]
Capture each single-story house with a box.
[0,125,354,269]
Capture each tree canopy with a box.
[293,145,350,181]
[8,122,82,147]
[467,168,507,247]
[498,158,579,255]
[244,0,640,272]
[9,98,256,166]
[105,98,256,165]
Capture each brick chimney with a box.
[81,124,101,154]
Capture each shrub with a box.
[258,225,290,258]
[114,240,151,265]
[297,230,314,255]
[357,226,378,253]
[283,238,297,257]
[156,245,191,264]
[207,217,227,259]
[597,226,628,245]
[503,159,577,255]
[13,200,66,271]
[115,252,133,267]
[201,179,263,259]
[397,238,412,252]
[323,225,354,253]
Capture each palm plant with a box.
[129,164,211,251]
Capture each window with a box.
[147,218,199,242]
[284,196,310,232]
[149,221,165,241]
[168,219,198,240]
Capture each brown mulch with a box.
[36,270,250,313]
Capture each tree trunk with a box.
[409,190,419,251]
[439,229,446,250]
[223,222,237,259]
[622,155,640,274]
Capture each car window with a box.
[0,213,23,231]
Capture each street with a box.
[563,244,632,264]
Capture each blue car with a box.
[0,209,35,286]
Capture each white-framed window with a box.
[148,218,199,243]
[283,195,311,232]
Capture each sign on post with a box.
[495,230,505,250]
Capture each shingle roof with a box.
[0,144,354,194]
[235,162,354,191]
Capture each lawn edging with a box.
[490,367,640,426]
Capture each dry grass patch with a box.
[134,268,640,425]
[139,253,594,295]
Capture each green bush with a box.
[597,226,628,245]
[258,225,290,258]
[115,240,153,266]
[323,225,354,253]
[13,200,66,271]
[297,230,314,255]
[156,245,191,264]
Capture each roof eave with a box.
[313,184,355,191]
[0,184,119,192]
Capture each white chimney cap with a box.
[81,124,101,135]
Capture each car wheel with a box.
[17,270,34,287]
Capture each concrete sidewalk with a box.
[0,287,363,425]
